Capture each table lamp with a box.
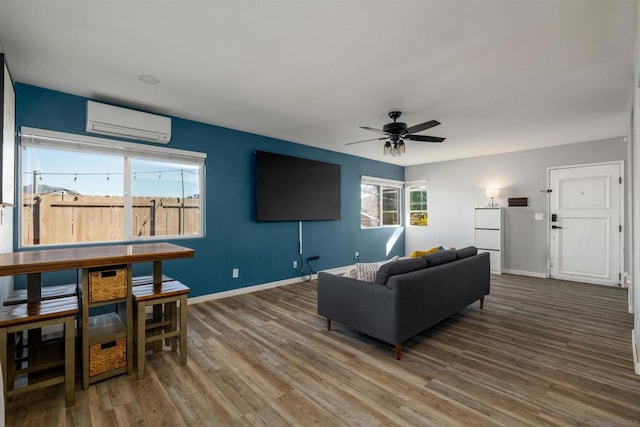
[486,188,499,207]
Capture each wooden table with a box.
[0,242,194,387]
[0,242,194,300]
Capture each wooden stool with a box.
[132,281,189,380]
[2,284,78,306]
[131,276,173,349]
[3,284,78,362]
[131,275,173,287]
[0,297,77,406]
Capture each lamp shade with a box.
[486,188,499,198]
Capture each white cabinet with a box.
[475,207,503,274]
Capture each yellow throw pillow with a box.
[409,246,441,258]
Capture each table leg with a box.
[0,328,7,402]
[64,316,75,406]
[168,302,177,351]
[179,295,187,366]
[26,273,42,385]
[26,273,41,304]
[152,261,162,285]
[82,269,90,390]
[152,261,163,352]
[0,330,7,402]
[137,302,146,380]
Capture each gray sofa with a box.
[317,247,490,359]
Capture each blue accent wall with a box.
[14,83,405,297]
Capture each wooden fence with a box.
[22,193,200,246]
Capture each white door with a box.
[549,163,622,286]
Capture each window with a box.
[131,159,201,237]
[360,176,403,228]
[20,127,206,247]
[407,184,428,226]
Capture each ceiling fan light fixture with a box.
[350,111,443,159]
[398,140,406,154]
[383,140,392,156]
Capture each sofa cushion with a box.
[424,249,457,267]
[374,257,428,285]
[343,267,358,279]
[456,246,478,260]
[409,246,444,258]
[355,256,399,282]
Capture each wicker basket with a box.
[89,338,127,376]
[89,266,127,302]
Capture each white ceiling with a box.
[0,0,635,166]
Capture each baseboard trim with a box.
[188,266,549,304]
[187,277,312,305]
[633,331,640,376]
[631,329,640,375]
[501,269,547,278]
[187,265,351,305]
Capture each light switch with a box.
[535,213,544,221]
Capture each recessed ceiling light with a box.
[138,74,159,84]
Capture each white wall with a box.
[634,86,640,373]
[405,137,628,276]
[0,47,13,304]
[0,205,12,302]
[632,0,640,375]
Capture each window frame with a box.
[406,181,428,227]
[19,127,207,248]
[360,175,403,229]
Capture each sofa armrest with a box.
[317,272,398,345]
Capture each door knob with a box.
[551,225,563,229]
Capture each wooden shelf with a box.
[81,264,134,388]
[89,366,127,382]
[87,312,126,345]
[86,297,127,308]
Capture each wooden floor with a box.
[5,274,640,426]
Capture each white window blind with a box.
[20,127,206,165]
[361,175,404,189]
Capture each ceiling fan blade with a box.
[346,137,386,146]
[405,135,445,143]
[405,120,441,135]
[360,126,388,135]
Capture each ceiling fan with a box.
[347,111,445,157]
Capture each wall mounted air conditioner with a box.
[86,100,171,144]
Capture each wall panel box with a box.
[508,197,528,207]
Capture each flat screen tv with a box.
[255,151,341,221]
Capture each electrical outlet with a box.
[535,212,544,221]
[232,268,239,278]
[355,251,359,260]
[293,261,298,269]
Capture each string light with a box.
[23,169,196,179]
